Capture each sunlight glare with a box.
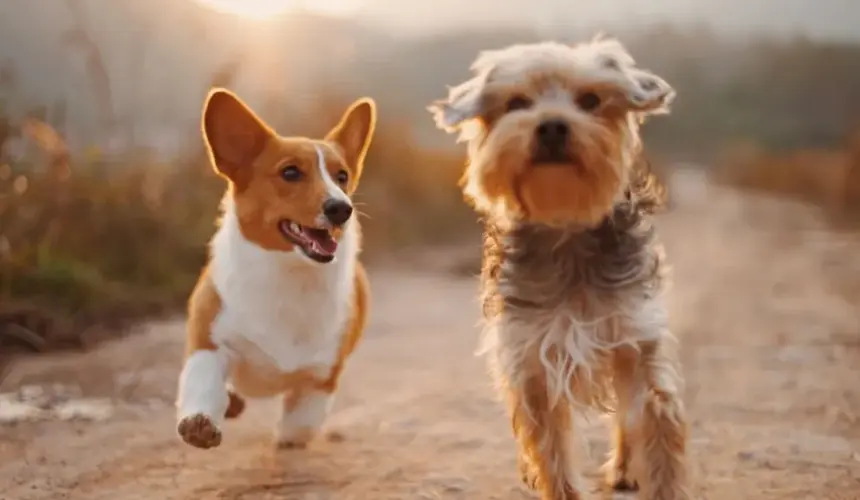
[196,0,361,20]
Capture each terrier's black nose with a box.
[535,119,569,148]
[534,119,571,163]
[323,199,353,226]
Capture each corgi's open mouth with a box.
[278,220,337,263]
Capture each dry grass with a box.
[0,101,470,355]
[4,86,856,357]
[713,130,860,221]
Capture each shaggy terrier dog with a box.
[428,37,689,500]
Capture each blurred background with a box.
[1,3,860,498]
[1,0,859,353]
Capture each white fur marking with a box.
[209,198,358,379]
[480,294,669,415]
[176,349,230,426]
[275,391,334,444]
[315,144,348,203]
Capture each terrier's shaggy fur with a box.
[429,36,690,500]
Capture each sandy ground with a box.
[2,173,860,500]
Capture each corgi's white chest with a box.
[208,201,358,375]
[211,267,349,375]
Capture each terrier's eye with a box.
[281,165,302,182]
[505,96,532,113]
[576,92,601,112]
[335,170,349,184]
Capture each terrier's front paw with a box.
[611,478,639,492]
[604,461,639,492]
[177,413,222,449]
[518,453,540,491]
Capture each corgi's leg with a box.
[274,263,370,448]
[176,270,230,449]
[274,388,335,449]
[225,386,246,419]
[177,348,230,449]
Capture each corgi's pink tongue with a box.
[303,228,338,255]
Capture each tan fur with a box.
[508,372,583,499]
[457,71,632,226]
[184,267,248,421]
[202,90,370,251]
[184,266,221,357]
[322,261,370,393]
[430,38,689,500]
[227,261,369,402]
[178,88,375,448]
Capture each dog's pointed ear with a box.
[326,97,376,176]
[201,88,273,186]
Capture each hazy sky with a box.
[1,0,856,152]
[352,0,860,40]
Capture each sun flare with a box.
[196,0,360,19]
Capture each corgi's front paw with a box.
[273,427,315,450]
[177,413,222,449]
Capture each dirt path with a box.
[2,175,859,500]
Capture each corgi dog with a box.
[176,88,376,450]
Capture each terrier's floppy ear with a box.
[428,74,488,133]
[585,36,675,115]
[428,48,503,134]
[201,88,273,187]
[326,97,376,177]
[624,68,675,115]
[588,34,637,71]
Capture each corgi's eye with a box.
[335,170,348,184]
[281,165,302,182]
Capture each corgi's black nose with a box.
[323,199,353,226]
